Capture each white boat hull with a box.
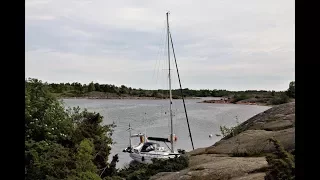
[129,152,180,164]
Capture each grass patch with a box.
[231,152,267,157]
[231,149,267,157]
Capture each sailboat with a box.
[122,12,194,164]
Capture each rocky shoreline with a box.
[200,99,261,105]
[150,102,295,180]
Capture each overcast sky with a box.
[25,0,294,91]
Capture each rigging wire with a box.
[152,19,167,86]
[155,20,168,86]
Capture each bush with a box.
[230,94,248,103]
[265,138,295,180]
[172,95,180,99]
[219,117,241,138]
[220,125,233,137]
[117,155,189,180]
[255,98,270,103]
[269,93,290,105]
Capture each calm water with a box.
[63,98,270,168]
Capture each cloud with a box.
[25,0,295,91]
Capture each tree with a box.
[119,85,128,94]
[88,82,96,92]
[25,78,73,143]
[286,81,295,98]
[25,78,116,179]
[109,85,117,93]
[25,140,73,180]
[69,110,115,178]
[103,154,119,177]
[75,139,97,172]
[94,83,101,91]
[67,139,102,180]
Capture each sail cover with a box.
[147,137,170,142]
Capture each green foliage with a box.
[219,117,241,138]
[265,138,295,180]
[119,85,129,94]
[152,91,164,99]
[88,82,96,92]
[219,125,233,137]
[68,139,102,180]
[286,81,295,98]
[70,110,115,171]
[25,78,115,180]
[231,146,266,157]
[230,94,248,103]
[68,171,102,180]
[33,77,290,99]
[75,139,97,172]
[25,140,72,180]
[117,155,189,180]
[269,93,290,105]
[95,83,101,91]
[219,125,242,139]
[269,81,294,105]
[25,78,74,143]
[106,154,120,177]
[103,176,123,180]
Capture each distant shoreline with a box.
[60,96,201,100]
[59,96,272,106]
[58,93,293,107]
[198,99,269,106]
[198,98,295,107]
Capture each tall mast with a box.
[166,11,174,153]
[169,32,195,150]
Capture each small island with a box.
[200,81,295,106]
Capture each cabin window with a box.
[141,143,157,152]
